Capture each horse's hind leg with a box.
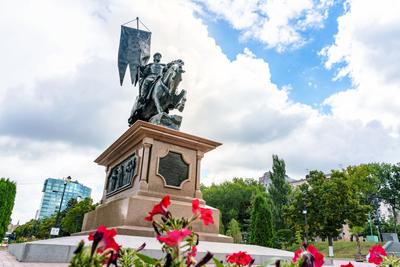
[153,93,164,114]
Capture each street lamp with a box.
[52,176,71,236]
[303,208,308,243]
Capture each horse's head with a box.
[162,59,185,93]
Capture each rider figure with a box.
[139,52,165,100]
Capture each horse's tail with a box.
[128,110,139,126]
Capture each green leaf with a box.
[136,252,157,265]
[213,257,225,267]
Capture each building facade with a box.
[38,178,91,219]
[259,171,296,189]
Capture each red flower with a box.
[368,245,387,265]
[226,251,253,266]
[157,228,192,247]
[292,244,324,267]
[340,262,354,267]
[88,226,120,261]
[186,245,197,266]
[145,195,171,221]
[199,208,214,225]
[192,198,214,225]
[192,199,200,213]
[307,244,324,267]
[293,248,303,262]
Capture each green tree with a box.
[15,215,57,241]
[0,178,16,240]
[308,170,369,257]
[14,219,36,241]
[285,170,370,257]
[345,164,382,238]
[350,226,364,257]
[14,197,93,241]
[309,171,349,256]
[202,178,264,233]
[345,164,381,204]
[219,212,225,234]
[377,163,400,235]
[283,185,309,237]
[268,155,291,231]
[275,229,294,249]
[38,215,57,239]
[226,218,242,243]
[61,198,96,235]
[249,194,274,247]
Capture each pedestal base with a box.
[82,121,232,243]
[80,194,232,243]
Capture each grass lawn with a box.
[287,241,385,259]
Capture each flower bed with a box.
[68,195,397,267]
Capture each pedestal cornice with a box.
[95,120,221,167]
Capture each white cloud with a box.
[320,0,400,132]
[0,0,399,224]
[198,0,334,51]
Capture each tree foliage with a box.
[0,178,16,240]
[376,163,400,234]
[61,198,96,234]
[202,178,264,233]
[14,215,56,241]
[14,197,96,240]
[284,169,371,253]
[268,155,291,231]
[248,194,274,247]
[226,218,242,243]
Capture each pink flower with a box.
[226,251,254,266]
[157,228,192,247]
[368,245,387,265]
[292,244,324,267]
[88,226,120,261]
[145,195,171,221]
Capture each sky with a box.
[1,0,399,224]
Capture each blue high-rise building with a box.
[38,178,91,219]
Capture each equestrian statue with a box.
[117,24,187,130]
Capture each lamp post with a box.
[52,176,71,236]
[303,208,308,243]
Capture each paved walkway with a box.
[0,250,67,267]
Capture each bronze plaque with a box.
[106,153,137,196]
[158,152,189,187]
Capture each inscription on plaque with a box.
[106,153,137,196]
[158,152,189,187]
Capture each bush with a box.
[0,178,16,240]
[249,193,274,247]
[226,218,242,243]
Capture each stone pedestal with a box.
[80,121,232,243]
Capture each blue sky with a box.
[196,1,351,109]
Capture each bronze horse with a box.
[128,60,187,127]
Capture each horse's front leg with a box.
[176,90,187,112]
